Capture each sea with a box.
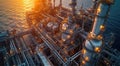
[0,0,120,50]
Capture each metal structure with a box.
[0,0,120,66]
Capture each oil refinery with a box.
[0,0,120,66]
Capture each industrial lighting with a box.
[100,25,105,31]
[97,35,103,40]
[67,35,71,39]
[62,27,67,30]
[10,50,13,54]
[19,48,21,50]
[39,47,43,51]
[88,32,96,39]
[85,56,89,61]
[97,5,101,15]
[94,47,101,52]
[71,41,74,44]
[82,49,86,54]
[82,60,86,64]
[69,30,73,34]
[62,23,68,31]
[62,39,66,42]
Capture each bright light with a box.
[69,30,73,34]
[94,47,101,52]
[62,23,68,31]
[62,39,66,42]
[23,0,34,11]
[85,56,89,61]
[82,60,86,64]
[97,35,103,40]
[82,49,86,54]
[100,25,105,31]
[97,5,101,15]
[67,35,71,39]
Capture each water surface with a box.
[0,0,34,31]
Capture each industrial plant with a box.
[0,0,120,66]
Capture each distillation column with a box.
[82,0,114,66]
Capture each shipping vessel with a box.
[0,0,120,66]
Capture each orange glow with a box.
[82,49,86,54]
[71,41,74,44]
[85,56,89,61]
[97,5,101,15]
[97,35,103,40]
[100,25,105,31]
[62,27,67,31]
[94,47,101,52]
[62,23,68,31]
[23,0,34,11]
[67,35,71,39]
[82,60,86,64]
[97,8,101,13]
[62,39,66,42]
[10,50,13,54]
[69,30,73,34]
[21,23,29,29]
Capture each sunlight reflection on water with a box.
[0,0,93,32]
[0,0,34,31]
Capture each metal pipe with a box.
[21,37,35,65]
[34,26,66,65]
[36,44,52,66]
[15,38,29,66]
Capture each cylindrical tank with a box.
[91,4,109,36]
[82,0,114,66]
[91,0,114,36]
